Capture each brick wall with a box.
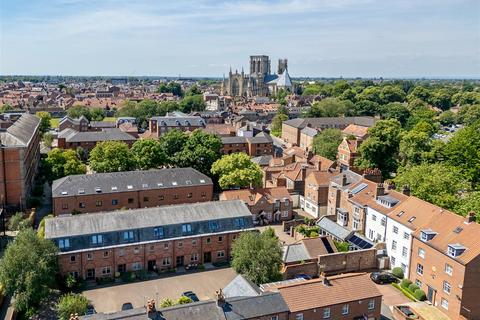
[318,248,377,275]
[283,261,318,280]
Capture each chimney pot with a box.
[466,211,476,223]
[375,183,385,197]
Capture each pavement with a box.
[82,267,237,313]
[375,283,411,320]
[34,182,52,228]
[256,224,298,245]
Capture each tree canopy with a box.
[211,153,263,189]
[312,128,342,161]
[157,82,183,96]
[44,148,86,181]
[131,139,166,170]
[159,129,188,164]
[306,98,348,117]
[0,229,58,314]
[231,229,283,285]
[67,105,92,121]
[89,141,136,173]
[35,111,51,133]
[57,293,89,320]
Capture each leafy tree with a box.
[331,80,351,97]
[211,153,263,189]
[131,139,166,170]
[0,228,58,314]
[430,88,452,110]
[45,149,86,181]
[270,113,288,137]
[356,86,383,105]
[457,104,480,125]
[90,107,105,121]
[43,132,54,148]
[158,82,183,97]
[454,192,480,221]
[301,83,322,96]
[356,119,402,176]
[312,128,342,161]
[380,85,406,104]
[405,106,436,130]
[380,102,410,126]
[7,212,32,231]
[159,129,188,163]
[306,98,347,117]
[231,230,283,285]
[407,86,431,103]
[438,110,457,126]
[89,141,136,173]
[398,130,431,166]
[174,130,221,175]
[67,105,91,120]
[395,163,470,209]
[57,293,89,320]
[35,111,51,133]
[179,95,206,113]
[185,85,202,97]
[452,91,480,106]
[352,99,379,116]
[443,122,480,184]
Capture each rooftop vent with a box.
[453,226,463,234]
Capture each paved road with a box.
[82,268,237,313]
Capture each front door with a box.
[147,260,157,271]
[427,285,436,304]
[204,251,212,263]
[86,268,95,280]
[176,255,184,266]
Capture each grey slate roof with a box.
[52,168,212,198]
[90,121,116,128]
[45,200,252,239]
[317,216,353,241]
[59,128,136,143]
[300,126,318,137]
[59,115,87,126]
[283,116,376,129]
[251,155,273,166]
[223,275,262,298]
[223,292,289,320]
[282,242,310,263]
[248,132,273,144]
[0,113,40,146]
[151,114,206,127]
[330,170,363,190]
[221,136,247,144]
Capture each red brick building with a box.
[0,114,41,209]
[52,168,213,215]
[409,211,480,320]
[45,200,254,280]
[219,187,293,224]
[273,273,382,320]
[220,132,274,157]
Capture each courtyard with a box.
[82,267,237,313]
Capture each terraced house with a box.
[45,200,254,280]
[52,168,213,215]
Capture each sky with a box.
[0,0,479,78]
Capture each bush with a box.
[400,279,412,289]
[65,274,77,290]
[160,298,175,308]
[135,269,148,281]
[392,267,404,279]
[177,296,193,305]
[7,212,31,231]
[56,293,89,320]
[414,289,426,301]
[120,271,135,283]
[408,283,419,293]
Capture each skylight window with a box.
[127,185,133,190]
[95,187,102,193]
[157,182,164,187]
[172,181,178,186]
[111,186,118,191]
[142,183,148,188]
[61,191,68,195]
[199,179,206,184]
[397,211,405,217]
[185,180,192,185]
[408,216,416,223]
[78,189,85,194]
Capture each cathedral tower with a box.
[278,59,288,74]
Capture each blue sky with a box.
[0,0,479,77]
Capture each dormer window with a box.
[420,230,437,242]
[142,183,148,188]
[111,186,118,191]
[78,189,85,194]
[95,187,102,193]
[185,180,192,185]
[157,182,164,187]
[127,185,133,190]
[447,244,466,258]
[182,224,192,234]
[172,181,178,186]
[61,191,68,195]
[199,179,206,184]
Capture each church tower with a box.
[278,59,288,74]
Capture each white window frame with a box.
[443,281,451,294]
[418,248,425,259]
[323,307,330,318]
[441,298,449,310]
[445,263,453,276]
[368,299,375,310]
[342,304,349,315]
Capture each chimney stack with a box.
[320,273,331,286]
[341,174,347,187]
[401,185,411,196]
[375,183,385,198]
[466,211,476,224]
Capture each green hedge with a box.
[408,283,419,292]
[414,289,426,301]
[392,283,416,301]
[392,267,404,279]
[400,279,412,289]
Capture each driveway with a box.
[375,283,411,319]
[82,268,237,313]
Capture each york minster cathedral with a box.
[221,55,293,97]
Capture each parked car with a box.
[182,291,199,302]
[85,305,97,315]
[121,302,134,311]
[370,272,398,284]
[294,274,312,280]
